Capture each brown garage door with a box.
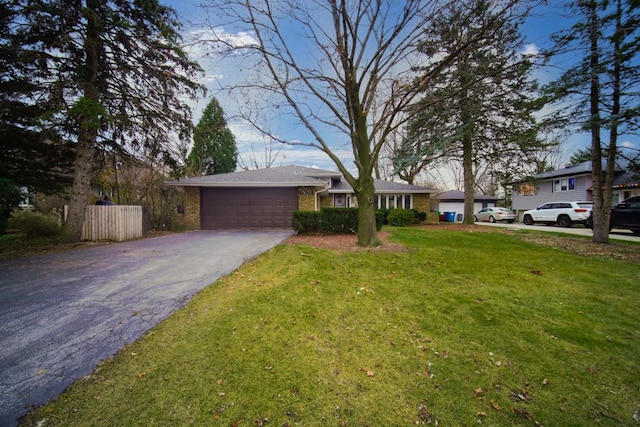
[201,187,298,229]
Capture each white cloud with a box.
[621,141,635,149]
[522,43,540,57]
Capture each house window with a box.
[553,177,575,192]
[334,194,346,207]
[374,194,412,209]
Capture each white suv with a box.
[522,201,593,228]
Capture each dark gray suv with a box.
[587,196,640,234]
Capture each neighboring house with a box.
[510,160,640,217]
[165,165,436,230]
[434,190,500,222]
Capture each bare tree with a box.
[200,0,534,246]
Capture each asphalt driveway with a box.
[0,230,292,426]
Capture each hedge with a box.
[292,208,384,235]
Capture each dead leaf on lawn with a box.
[514,407,534,420]
[531,269,543,275]
[476,411,487,417]
[490,399,501,411]
[137,372,146,378]
[417,403,434,423]
[362,369,375,377]
[473,387,483,398]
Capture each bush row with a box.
[8,209,62,237]
[292,208,426,235]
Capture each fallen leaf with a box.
[531,269,543,275]
[473,387,483,398]
[217,379,223,385]
[417,404,434,422]
[514,407,533,420]
[476,411,487,417]
[490,399,501,411]
[137,372,146,378]
[36,369,47,376]
[542,378,548,386]
[366,370,375,377]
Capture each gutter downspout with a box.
[314,184,328,211]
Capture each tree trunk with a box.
[61,0,101,243]
[586,0,609,244]
[61,133,96,242]
[356,173,380,247]
[460,79,475,225]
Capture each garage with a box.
[200,187,298,229]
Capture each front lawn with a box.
[21,227,640,426]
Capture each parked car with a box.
[587,196,640,234]
[473,207,516,223]
[522,201,593,228]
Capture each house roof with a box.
[165,168,325,188]
[166,165,436,194]
[436,190,500,202]
[330,178,435,194]
[511,160,628,183]
[534,161,594,180]
[270,165,342,179]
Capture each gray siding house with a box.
[511,161,640,218]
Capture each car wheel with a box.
[473,215,478,222]
[489,216,496,223]
[557,215,572,228]
[523,215,533,225]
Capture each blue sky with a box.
[166,0,638,183]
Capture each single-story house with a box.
[510,160,640,217]
[434,190,501,222]
[165,165,436,230]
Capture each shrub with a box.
[8,209,62,237]
[321,207,359,234]
[387,209,415,227]
[292,208,384,235]
[376,209,390,225]
[0,178,23,235]
[411,209,427,223]
[292,211,322,234]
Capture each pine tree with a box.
[545,0,639,243]
[186,98,238,176]
[394,1,547,223]
[3,0,204,242]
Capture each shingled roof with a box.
[165,168,325,187]
[166,165,436,193]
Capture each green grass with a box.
[21,228,640,426]
[0,234,63,261]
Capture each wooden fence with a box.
[81,205,144,242]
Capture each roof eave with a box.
[165,181,326,188]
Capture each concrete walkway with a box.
[0,230,292,426]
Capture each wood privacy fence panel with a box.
[82,205,144,242]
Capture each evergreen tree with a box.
[394,1,547,223]
[186,98,238,176]
[545,0,639,243]
[0,2,74,193]
[3,0,204,242]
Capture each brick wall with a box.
[175,187,200,230]
[413,194,431,213]
[297,187,316,211]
